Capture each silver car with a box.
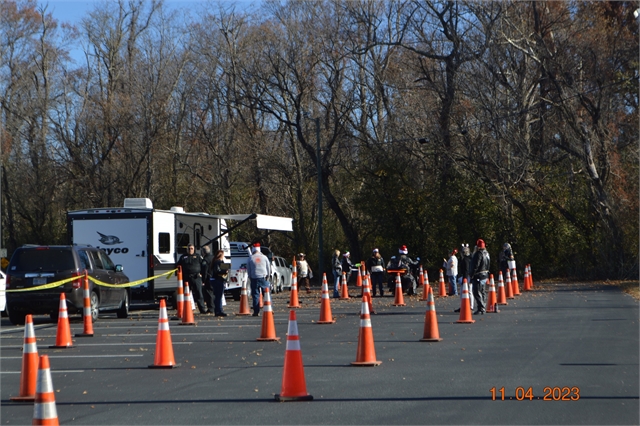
[270,256,292,293]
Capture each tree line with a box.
[1,0,637,279]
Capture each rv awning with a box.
[209,214,293,232]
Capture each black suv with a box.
[6,245,130,325]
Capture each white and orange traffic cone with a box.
[456,280,475,324]
[418,266,427,301]
[274,310,313,402]
[50,293,73,349]
[180,283,196,326]
[174,266,185,320]
[355,266,362,288]
[11,314,38,402]
[149,299,180,368]
[392,273,406,306]
[32,355,59,425]
[75,274,94,337]
[505,272,514,299]
[340,272,349,299]
[528,264,535,290]
[437,269,447,297]
[486,274,498,313]
[420,287,442,342]
[524,265,532,291]
[257,287,280,341]
[317,273,336,324]
[351,300,382,366]
[289,257,301,308]
[512,269,521,296]
[236,279,251,316]
[362,273,375,314]
[497,271,508,305]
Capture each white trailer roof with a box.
[209,214,293,232]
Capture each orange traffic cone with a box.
[50,293,73,348]
[486,274,498,313]
[32,355,59,425]
[236,279,251,316]
[257,287,280,341]
[392,273,406,306]
[149,299,180,368]
[418,266,427,301]
[355,266,362,288]
[362,273,375,314]
[351,300,382,366]
[75,274,94,337]
[175,266,184,320]
[505,272,514,299]
[497,271,508,305]
[11,314,38,402]
[289,258,301,308]
[420,287,442,342]
[260,290,264,308]
[340,272,349,299]
[456,280,475,324]
[275,310,313,402]
[512,269,521,296]
[180,283,196,326]
[317,273,336,324]
[437,269,447,297]
[528,264,535,290]
[524,265,531,291]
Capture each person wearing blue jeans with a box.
[331,249,342,298]
[247,243,271,316]
[471,239,491,314]
[445,249,458,296]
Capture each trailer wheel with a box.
[231,288,241,301]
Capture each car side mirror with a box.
[115,265,124,272]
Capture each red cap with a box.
[476,239,485,249]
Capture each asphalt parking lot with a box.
[1,282,638,425]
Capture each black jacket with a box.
[178,253,204,277]
[471,249,490,280]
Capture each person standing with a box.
[397,245,419,295]
[209,249,229,317]
[366,249,386,297]
[297,253,312,293]
[503,243,515,277]
[331,249,342,298]
[247,243,271,317]
[178,244,207,314]
[445,249,458,297]
[341,251,354,284]
[455,245,472,312]
[201,245,215,314]
[471,239,491,315]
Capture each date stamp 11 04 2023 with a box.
[490,387,580,401]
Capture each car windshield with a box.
[10,249,75,272]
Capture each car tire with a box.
[231,288,241,301]
[116,290,129,318]
[278,278,283,293]
[7,305,25,325]
[50,311,58,323]
[89,291,99,322]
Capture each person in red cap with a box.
[470,239,491,314]
[247,243,271,316]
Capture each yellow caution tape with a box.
[6,269,178,292]
[88,269,177,288]
[5,276,82,292]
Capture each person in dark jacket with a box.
[209,249,229,317]
[178,244,207,314]
[455,244,473,313]
[201,245,215,314]
[331,249,342,298]
[470,239,491,315]
[366,249,386,297]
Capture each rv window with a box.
[158,233,171,254]
[176,233,190,255]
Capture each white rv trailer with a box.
[67,198,293,302]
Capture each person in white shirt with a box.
[297,253,312,293]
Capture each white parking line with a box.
[1,342,193,349]
[2,370,85,374]
[101,333,228,337]
[1,354,144,359]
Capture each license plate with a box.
[32,277,47,285]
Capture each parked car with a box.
[229,242,280,294]
[0,270,6,317]
[271,255,292,293]
[5,245,130,325]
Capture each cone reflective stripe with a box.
[339,272,349,299]
[11,315,38,402]
[437,269,447,297]
[75,274,94,337]
[275,311,313,402]
[32,355,58,426]
[420,287,442,342]
[236,279,251,316]
[486,274,498,313]
[511,269,521,296]
[257,287,280,341]
[149,299,180,368]
[351,301,382,366]
[289,258,300,308]
[362,273,375,314]
[497,271,508,305]
[317,273,336,324]
[392,273,406,306]
[180,283,196,325]
[176,267,184,319]
[456,280,475,324]
[505,272,514,299]
[50,294,73,348]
